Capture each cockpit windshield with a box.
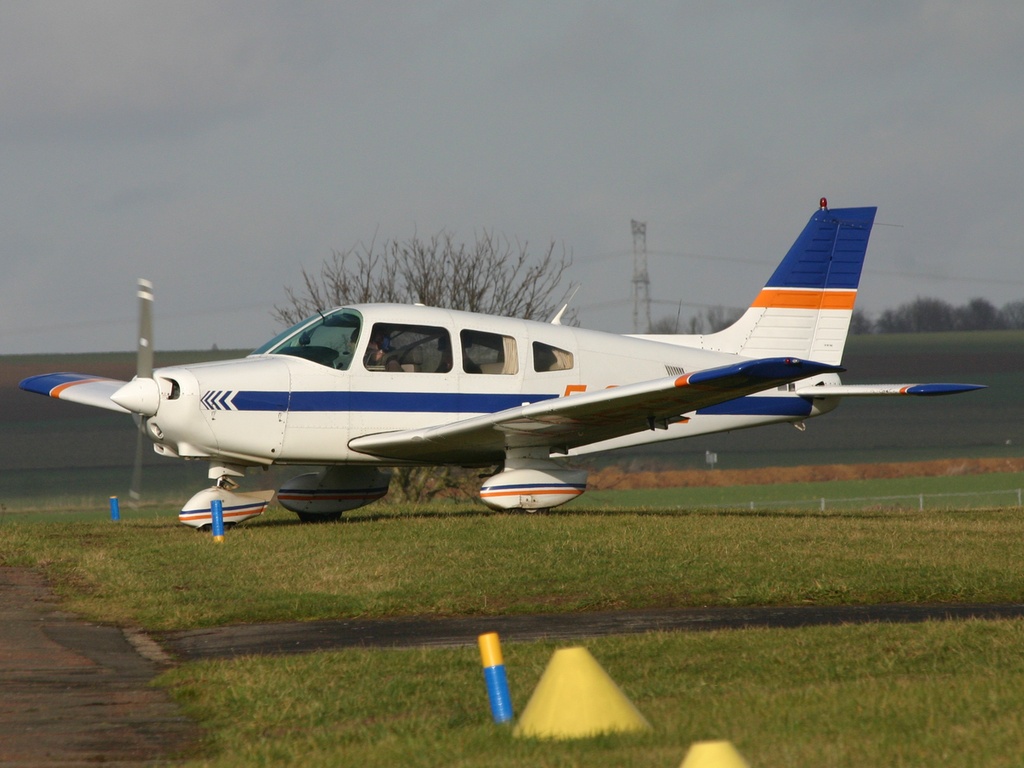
[252,309,362,370]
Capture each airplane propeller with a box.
[127,279,154,506]
[110,279,160,417]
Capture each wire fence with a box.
[700,488,1024,513]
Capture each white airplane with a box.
[21,200,983,528]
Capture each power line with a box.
[583,247,1024,288]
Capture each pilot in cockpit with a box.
[364,330,391,369]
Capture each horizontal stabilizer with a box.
[19,372,131,413]
[796,383,986,397]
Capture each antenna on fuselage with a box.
[550,284,581,325]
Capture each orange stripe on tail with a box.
[750,288,857,311]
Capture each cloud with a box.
[0,1,338,140]
[2,2,1024,353]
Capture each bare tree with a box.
[876,297,956,333]
[275,229,575,503]
[954,297,1005,331]
[1002,300,1024,330]
[649,315,682,334]
[673,306,745,334]
[849,309,874,335]
[274,230,573,327]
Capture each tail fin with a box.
[702,202,877,364]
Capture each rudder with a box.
[703,202,877,364]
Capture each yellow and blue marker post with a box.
[478,632,513,724]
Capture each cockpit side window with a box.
[461,330,518,374]
[364,323,452,373]
[254,309,362,370]
[533,341,574,372]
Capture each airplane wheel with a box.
[295,511,344,523]
[196,522,237,532]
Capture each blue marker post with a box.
[109,496,120,522]
[210,499,225,543]
[479,632,513,724]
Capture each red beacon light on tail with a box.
[819,197,828,210]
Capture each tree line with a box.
[852,297,1024,334]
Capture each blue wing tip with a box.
[19,372,96,396]
[904,383,987,396]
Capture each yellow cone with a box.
[512,646,652,740]
[679,740,750,768]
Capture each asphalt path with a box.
[159,602,1024,661]
[0,567,196,767]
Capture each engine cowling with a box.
[479,467,587,511]
[279,466,392,522]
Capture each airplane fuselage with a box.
[143,303,838,470]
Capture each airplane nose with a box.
[111,377,161,416]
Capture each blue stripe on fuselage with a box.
[225,390,811,417]
[232,391,290,411]
[231,390,558,413]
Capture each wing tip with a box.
[20,372,109,397]
[903,383,987,396]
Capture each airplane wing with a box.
[349,357,841,464]
[795,383,986,397]
[19,372,132,414]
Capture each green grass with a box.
[159,621,1024,767]
[7,496,1024,766]
[4,494,1024,630]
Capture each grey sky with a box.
[3,2,1023,354]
